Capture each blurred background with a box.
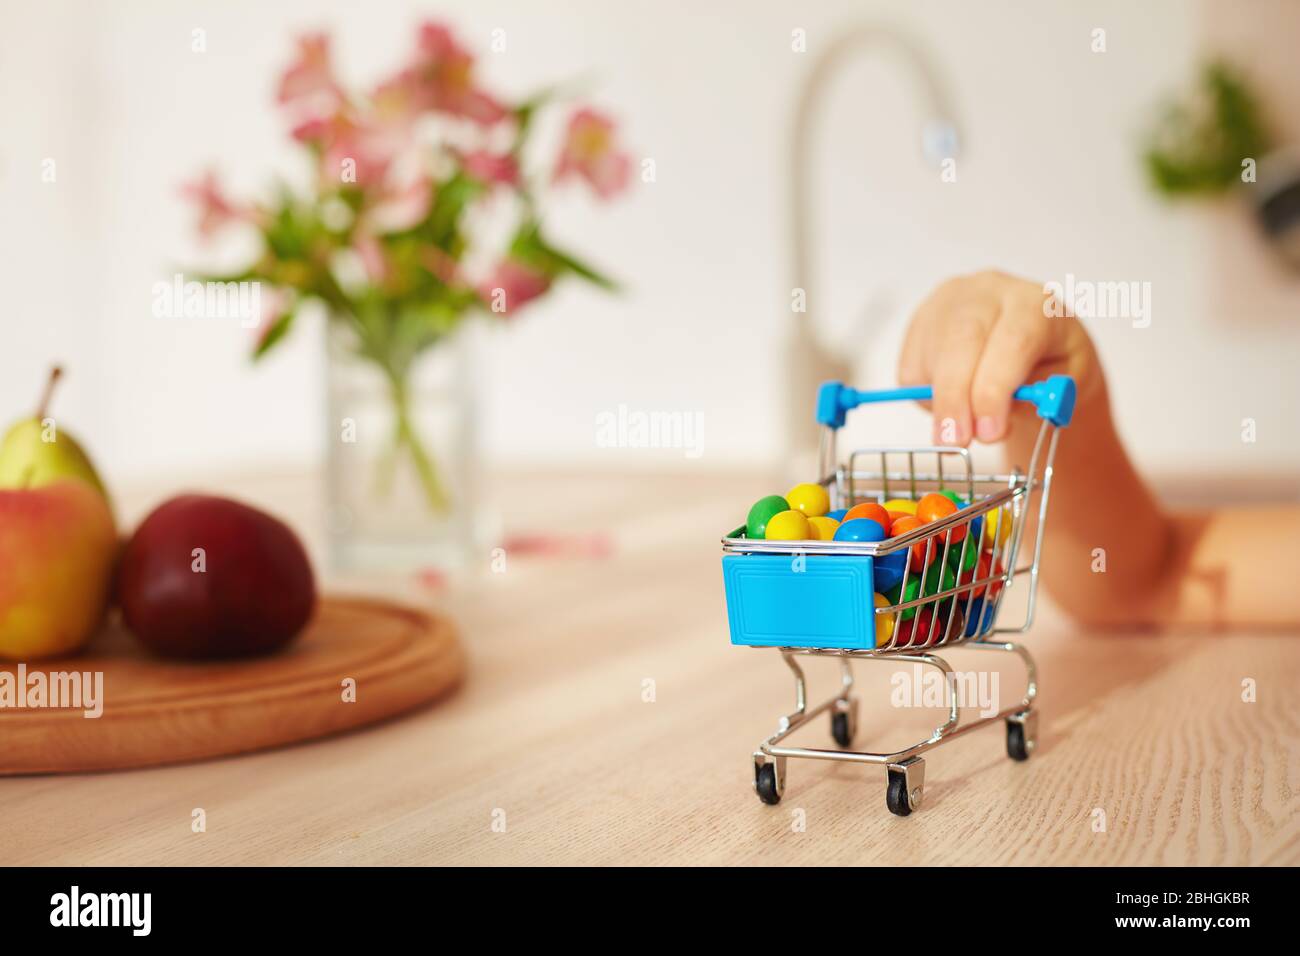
[4,0,1299,866]
[4,0,1298,495]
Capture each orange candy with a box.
[957,553,1007,601]
[916,492,967,543]
[843,502,892,535]
[889,514,935,572]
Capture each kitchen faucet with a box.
[787,24,962,471]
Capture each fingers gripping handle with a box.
[1011,377,1077,427]
[815,375,1076,429]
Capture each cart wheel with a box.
[755,763,781,805]
[886,772,913,817]
[831,711,853,748]
[1006,720,1030,761]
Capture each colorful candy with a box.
[897,605,965,648]
[765,509,812,540]
[785,483,830,518]
[922,558,957,598]
[843,502,892,534]
[894,608,934,648]
[737,482,1003,642]
[872,549,908,592]
[746,495,789,539]
[916,492,967,543]
[964,599,996,637]
[888,514,932,572]
[806,516,841,540]
[873,592,895,647]
[833,518,886,543]
[885,577,921,621]
[958,553,1005,601]
[983,506,1013,551]
[946,538,980,573]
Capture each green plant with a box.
[1143,61,1273,197]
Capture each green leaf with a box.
[424,172,484,251]
[538,242,618,290]
[509,221,619,290]
[252,304,296,360]
[191,267,264,286]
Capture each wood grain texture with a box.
[0,597,464,774]
[0,470,1296,865]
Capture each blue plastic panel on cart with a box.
[723,554,876,649]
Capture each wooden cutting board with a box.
[0,596,465,774]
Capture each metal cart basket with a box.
[721,376,1075,815]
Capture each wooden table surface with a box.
[4,470,1298,866]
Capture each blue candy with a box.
[833,518,886,543]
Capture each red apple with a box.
[117,494,316,659]
[0,480,117,659]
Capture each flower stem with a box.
[387,371,450,513]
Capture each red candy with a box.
[895,606,964,648]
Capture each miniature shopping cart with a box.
[721,376,1075,816]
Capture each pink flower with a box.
[293,111,396,188]
[371,70,425,133]
[553,108,631,199]
[179,170,252,238]
[403,21,506,125]
[364,176,434,233]
[459,150,520,187]
[479,259,551,315]
[277,33,341,108]
[289,113,335,144]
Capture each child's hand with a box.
[898,272,1300,630]
[898,270,1100,446]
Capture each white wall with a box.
[3,0,1297,483]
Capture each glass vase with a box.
[324,320,479,572]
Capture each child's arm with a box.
[899,270,1300,629]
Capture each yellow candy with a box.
[806,516,840,540]
[983,507,1013,550]
[873,592,895,647]
[785,482,829,518]
[882,498,918,516]
[764,509,812,540]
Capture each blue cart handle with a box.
[816,375,1076,430]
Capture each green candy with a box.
[746,495,790,539]
[946,540,979,573]
[922,559,957,598]
[939,488,969,506]
[886,578,922,621]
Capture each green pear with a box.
[0,367,109,501]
